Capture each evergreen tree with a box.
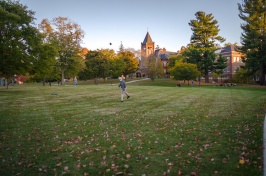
[184,11,225,83]
[238,0,266,85]
[119,41,125,53]
[213,54,227,83]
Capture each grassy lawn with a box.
[0,79,265,175]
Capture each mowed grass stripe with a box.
[0,84,265,175]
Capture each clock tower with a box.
[141,32,154,58]
[137,32,155,77]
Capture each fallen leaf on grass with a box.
[191,171,197,175]
[239,159,245,164]
[86,148,93,153]
[126,154,131,159]
[222,158,228,164]
[18,161,24,165]
[101,161,107,166]
[115,172,123,176]
[111,163,118,171]
[27,163,34,167]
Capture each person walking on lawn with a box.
[118,76,130,102]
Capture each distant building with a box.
[136,32,178,78]
[215,45,245,80]
[136,32,154,77]
[154,48,178,78]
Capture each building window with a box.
[234,66,237,72]
[233,57,236,62]
[225,66,231,72]
[227,57,230,63]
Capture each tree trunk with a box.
[259,62,266,85]
[61,71,65,85]
[205,72,209,83]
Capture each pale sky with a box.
[19,0,243,52]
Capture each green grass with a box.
[0,79,265,175]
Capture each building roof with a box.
[155,48,178,60]
[142,32,154,44]
[215,45,241,54]
[221,45,241,53]
[159,53,169,60]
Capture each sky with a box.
[19,0,244,52]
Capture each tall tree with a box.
[31,43,58,86]
[185,11,225,83]
[146,55,164,81]
[38,17,84,85]
[168,55,184,69]
[234,67,252,84]
[108,51,126,79]
[117,51,139,78]
[213,54,227,83]
[238,0,266,85]
[224,42,238,47]
[125,47,141,61]
[119,41,125,52]
[84,49,113,84]
[0,0,42,88]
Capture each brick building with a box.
[136,32,177,78]
[215,45,244,80]
[136,32,244,81]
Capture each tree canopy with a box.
[31,43,58,85]
[238,0,266,85]
[117,51,139,77]
[38,17,85,84]
[145,55,164,81]
[83,49,140,83]
[169,62,200,84]
[184,11,225,83]
[0,0,42,88]
[168,55,184,69]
